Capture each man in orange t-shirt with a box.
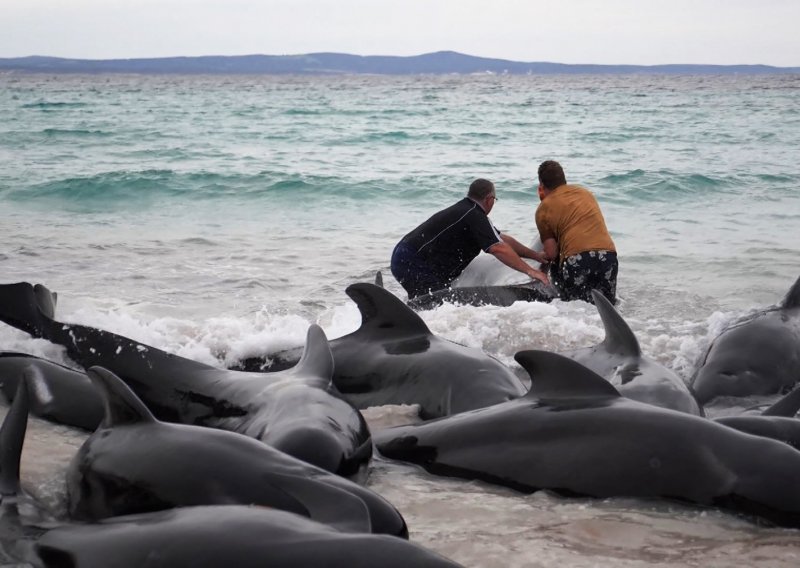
[534,160,618,304]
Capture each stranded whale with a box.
[34,506,462,568]
[66,366,407,537]
[691,275,800,404]
[375,350,800,528]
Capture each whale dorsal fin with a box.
[515,350,622,401]
[592,289,641,357]
[86,366,157,427]
[345,283,431,338]
[781,275,800,310]
[762,384,800,417]
[374,271,384,288]
[293,325,334,383]
[0,372,30,496]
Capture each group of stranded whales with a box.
[0,376,459,567]
[237,282,527,419]
[1,274,800,563]
[0,282,370,478]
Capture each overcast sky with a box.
[2,0,798,66]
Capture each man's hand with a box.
[527,269,550,286]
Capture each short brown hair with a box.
[538,160,566,190]
[468,178,495,200]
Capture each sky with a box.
[2,0,798,67]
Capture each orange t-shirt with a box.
[535,184,615,262]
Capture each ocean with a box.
[1,72,800,566]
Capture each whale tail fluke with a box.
[0,282,57,339]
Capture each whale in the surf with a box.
[374,350,800,529]
[691,275,800,404]
[558,289,701,415]
[407,281,557,311]
[246,282,527,419]
[67,365,407,538]
[375,268,556,310]
[0,282,371,477]
[34,505,462,568]
[714,385,800,451]
[403,238,557,310]
[0,352,103,431]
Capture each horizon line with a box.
[2,51,797,69]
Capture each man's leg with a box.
[556,253,591,302]
[594,251,618,304]
[390,243,445,299]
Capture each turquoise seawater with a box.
[2,72,800,566]
[2,73,799,319]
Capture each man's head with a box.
[537,160,567,195]
[468,178,497,212]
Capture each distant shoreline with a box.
[1,51,798,75]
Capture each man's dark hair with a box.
[468,178,495,200]
[538,160,567,190]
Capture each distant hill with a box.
[1,51,798,75]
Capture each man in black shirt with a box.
[391,178,549,299]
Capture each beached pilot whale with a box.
[407,280,557,311]
[242,282,527,419]
[34,505,462,568]
[374,350,800,529]
[66,366,407,538]
[714,385,800,451]
[691,275,800,404]
[559,289,702,415]
[0,282,371,477]
[0,352,103,431]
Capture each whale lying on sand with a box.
[691,275,800,404]
[559,289,701,415]
[0,282,371,477]
[65,366,407,537]
[33,506,462,568]
[375,350,800,529]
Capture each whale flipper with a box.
[86,366,157,427]
[762,384,800,417]
[0,374,30,496]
